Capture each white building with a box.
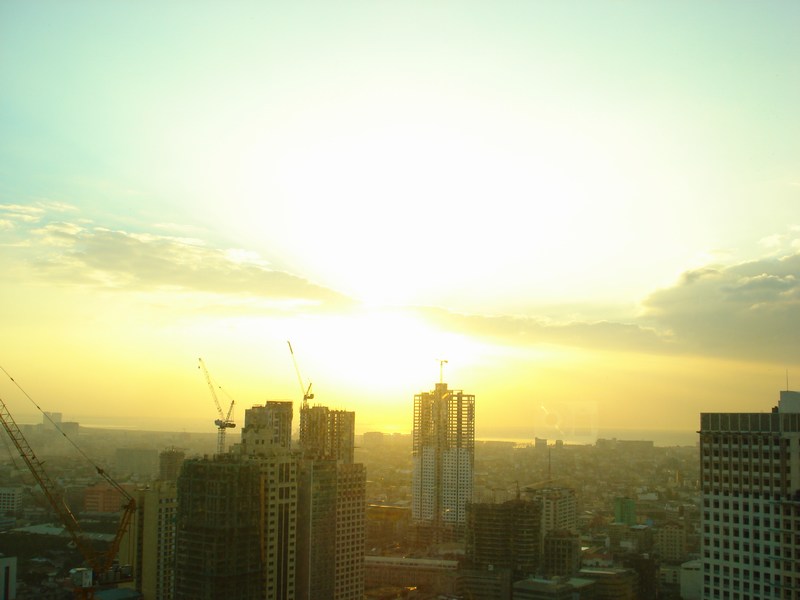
[0,487,23,514]
[700,390,800,600]
[527,487,578,538]
[411,382,475,542]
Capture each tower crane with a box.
[287,341,313,408]
[0,385,135,599]
[198,358,236,455]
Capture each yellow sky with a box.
[1,2,799,441]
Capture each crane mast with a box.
[198,358,236,455]
[287,341,313,408]
[0,395,135,599]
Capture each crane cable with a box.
[0,364,131,499]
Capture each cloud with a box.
[24,222,354,311]
[414,306,669,354]
[640,252,800,362]
[413,250,800,365]
[0,203,46,224]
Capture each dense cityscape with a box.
[2,376,797,599]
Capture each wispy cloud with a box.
[414,248,800,365]
[16,219,353,311]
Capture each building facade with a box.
[121,480,178,600]
[527,487,577,541]
[700,390,800,600]
[412,381,475,543]
[174,457,264,600]
[296,403,364,600]
[465,498,542,577]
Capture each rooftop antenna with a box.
[438,359,448,384]
[787,368,790,392]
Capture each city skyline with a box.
[1,2,799,439]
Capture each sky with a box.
[1,1,799,442]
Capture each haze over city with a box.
[1,2,798,440]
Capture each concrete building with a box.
[465,498,541,578]
[0,487,23,514]
[653,521,687,564]
[0,555,16,600]
[176,402,298,600]
[680,559,702,600]
[242,402,298,600]
[542,530,581,578]
[526,487,577,541]
[411,381,475,544]
[120,480,178,600]
[298,406,355,463]
[700,390,800,600]
[512,576,595,600]
[457,567,512,600]
[334,462,366,599]
[158,448,185,482]
[174,456,264,600]
[296,402,364,600]
[84,482,133,513]
[115,448,159,480]
[364,556,458,595]
[578,567,638,599]
[613,497,636,526]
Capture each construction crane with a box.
[198,358,236,455]
[0,389,135,599]
[287,341,313,408]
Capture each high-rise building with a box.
[120,480,178,600]
[158,447,185,482]
[465,498,542,577]
[174,456,264,600]
[334,462,366,599]
[412,381,475,544]
[296,403,364,600]
[176,402,298,600]
[526,486,577,550]
[299,406,355,463]
[240,402,298,600]
[699,390,800,600]
[542,530,581,578]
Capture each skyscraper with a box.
[412,381,475,544]
[296,403,364,600]
[465,498,542,576]
[174,456,264,600]
[700,390,800,600]
[124,481,178,600]
[176,402,298,600]
[240,402,298,600]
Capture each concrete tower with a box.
[412,381,475,544]
[700,390,800,600]
[296,404,364,600]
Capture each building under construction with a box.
[296,403,365,600]
[174,456,264,600]
[411,381,475,545]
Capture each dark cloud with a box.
[411,251,800,364]
[28,223,353,310]
[640,253,800,362]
